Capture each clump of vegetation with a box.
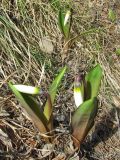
[9,64,102,149]
[8,66,67,141]
[72,64,102,147]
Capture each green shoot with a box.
[72,64,102,148]
[58,8,72,39]
[8,82,48,134]
[72,98,98,147]
[9,66,66,141]
[44,66,67,121]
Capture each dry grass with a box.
[0,0,120,159]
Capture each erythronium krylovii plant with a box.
[58,7,72,60]
[8,66,67,142]
[58,8,72,40]
[72,64,102,148]
[8,64,102,149]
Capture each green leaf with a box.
[108,9,116,22]
[72,98,98,147]
[8,82,48,134]
[44,66,67,121]
[43,93,53,130]
[115,48,120,55]
[85,64,102,99]
[58,9,71,38]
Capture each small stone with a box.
[39,36,54,54]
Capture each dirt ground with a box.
[0,0,120,159]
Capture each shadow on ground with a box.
[81,106,120,159]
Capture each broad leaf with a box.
[72,98,98,147]
[44,66,67,121]
[8,82,48,134]
[58,9,71,38]
[85,64,102,99]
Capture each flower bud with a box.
[74,75,84,107]
[64,10,71,26]
[13,85,41,94]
